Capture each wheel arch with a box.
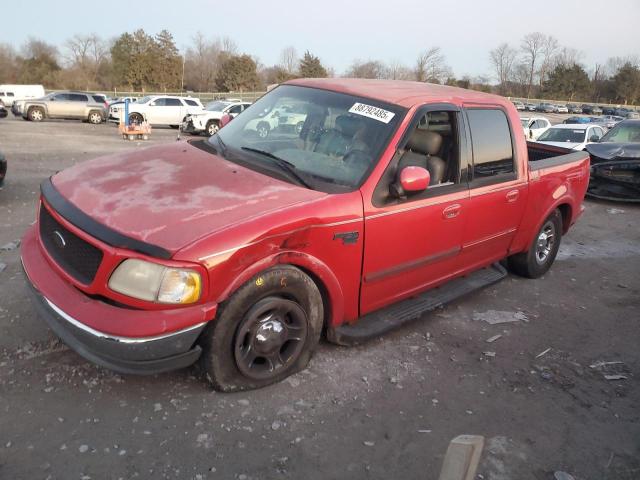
[215,250,344,330]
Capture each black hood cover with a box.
[586,142,640,161]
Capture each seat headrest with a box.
[407,129,442,155]
[335,115,363,137]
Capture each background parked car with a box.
[521,116,551,140]
[108,97,140,122]
[563,116,592,124]
[526,103,537,111]
[0,84,45,107]
[182,99,252,136]
[625,111,640,119]
[567,104,582,114]
[581,104,602,115]
[512,100,525,111]
[20,91,107,123]
[554,104,569,113]
[597,115,624,129]
[536,123,606,150]
[126,95,204,127]
[536,103,555,113]
[0,106,7,119]
[601,106,616,115]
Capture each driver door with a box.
[360,105,470,315]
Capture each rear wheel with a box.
[28,107,44,122]
[128,113,143,125]
[508,209,562,278]
[88,110,103,124]
[200,265,323,392]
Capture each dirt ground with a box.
[0,116,638,480]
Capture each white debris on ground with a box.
[606,208,625,215]
[472,310,528,325]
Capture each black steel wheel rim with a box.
[234,297,308,380]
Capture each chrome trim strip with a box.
[462,228,516,249]
[198,217,362,261]
[44,298,207,344]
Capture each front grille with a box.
[39,205,104,284]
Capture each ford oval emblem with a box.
[53,230,66,249]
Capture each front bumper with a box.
[21,226,214,375]
[182,119,202,133]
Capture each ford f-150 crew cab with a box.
[21,79,590,391]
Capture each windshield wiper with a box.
[241,147,312,189]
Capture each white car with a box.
[108,97,141,123]
[535,123,606,150]
[125,95,204,126]
[554,104,569,114]
[520,116,551,140]
[245,104,308,138]
[182,100,252,136]
[0,84,45,107]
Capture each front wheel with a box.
[508,209,562,278]
[206,120,219,136]
[200,265,323,392]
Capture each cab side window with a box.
[466,109,515,182]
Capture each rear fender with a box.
[217,250,344,328]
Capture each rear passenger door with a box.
[68,93,89,118]
[459,107,527,271]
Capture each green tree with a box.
[153,30,182,90]
[611,63,640,104]
[298,51,327,78]
[542,64,590,101]
[215,54,260,92]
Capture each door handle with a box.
[506,190,519,203]
[443,204,461,219]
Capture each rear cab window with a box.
[465,108,517,186]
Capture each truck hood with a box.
[50,142,327,254]
[586,142,640,161]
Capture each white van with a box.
[0,85,46,107]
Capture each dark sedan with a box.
[536,103,555,113]
[0,106,7,119]
[586,119,640,202]
[0,151,6,186]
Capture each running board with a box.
[327,263,507,346]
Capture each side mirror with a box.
[391,166,430,198]
[589,135,600,143]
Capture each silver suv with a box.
[20,91,107,124]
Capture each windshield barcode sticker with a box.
[349,103,395,123]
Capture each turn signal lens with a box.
[158,269,201,304]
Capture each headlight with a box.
[108,259,201,304]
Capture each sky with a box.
[3,0,640,79]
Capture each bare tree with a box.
[489,43,517,94]
[520,32,545,98]
[0,43,17,83]
[184,32,226,91]
[64,34,108,87]
[553,47,583,69]
[538,35,559,86]
[606,55,640,76]
[383,60,413,80]
[415,47,450,83]
[345,59,385,79]
[278,46,298,75]
[221,36,238,55]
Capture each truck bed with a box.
[527,141,590,170]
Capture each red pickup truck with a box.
[21,79,590,391]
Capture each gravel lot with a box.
[0,115,638,480]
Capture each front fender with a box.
[217,250,345,328]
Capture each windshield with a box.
[206,101,231,111]
[520,119,529,127]
[538,128,586,143]
[210,84,405,191]
[600,122,640,143]
[136,96,152,104]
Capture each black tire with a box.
[508,209,562,279]
[200,265,323,392]
[28,107,45,122]
[256,122,270,138]
[88,110,103,124]
[206,120,219,136]
[170,125,179,129]
[128,113,143,125]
